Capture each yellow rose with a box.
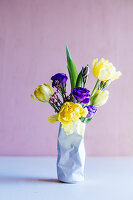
[31,83,53,102]
[48,102,88,135]
[58,102,88,125]
[92,58,122,81]
[91,90,109,107]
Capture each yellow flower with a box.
[91,90,109,107]
[58,102,88,125]
[92,58,122,81]
[48,102,88,135]
[31,83,53,102]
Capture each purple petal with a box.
[81,98,90,104]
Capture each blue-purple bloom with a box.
[85,105,97,119]
[71,87,90,103]
[51,73,68,88]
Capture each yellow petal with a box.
[74,119,86,135]
[92,58,100,79]
[92,58,98,68]
[111,71,122,81]
[80,107,88,117]
[30,94,39,102]
[62,123,74,135]
[62,120,86,135]
[44,82,53,94]
[48,114,59,124]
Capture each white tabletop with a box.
[0,157,133,200]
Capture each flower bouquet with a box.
[31,46,122,183]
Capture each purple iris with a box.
[51,73,68,88]
[71,87,90,103]
[85,105,97,119]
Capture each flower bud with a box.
[91,90,109,107]
[34,83,53,102]
[82,65,89,87]
[76,65,89,88]
[99,80,111,90]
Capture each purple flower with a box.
[85,105,97,119]
[51,73,68,88]
[71,87,90,103]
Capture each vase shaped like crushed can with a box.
[57,121,86,183]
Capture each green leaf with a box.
[80,117,92,124]
[76,70,83,87]
[66,45,78,89]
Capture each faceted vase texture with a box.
[57,122,86,183]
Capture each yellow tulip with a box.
[92,58,122,81]
[58,102,88,125]
[31,83,53,102]
[91,90,109,107]
[48,102,88,135]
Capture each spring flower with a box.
[58,102,88,125]
[48,102,88,135]
[91,90,109,107]
[51,73,68,87]
[92,58,122,81]
[71,87,90,103]
[31,83,53,102]
[85,105,97,119]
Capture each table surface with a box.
[0,157,133,200]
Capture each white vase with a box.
[57,122,86,183]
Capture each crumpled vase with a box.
[57,122,86,183]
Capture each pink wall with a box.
[0,0,132,156]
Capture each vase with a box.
[57,121,86,183]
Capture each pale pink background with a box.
[0,0,132,156]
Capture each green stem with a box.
[48,101,59,113]
[60,85,66,103]
[58,90,64,102]
[90,79,100,99]
[55,95,62,106]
